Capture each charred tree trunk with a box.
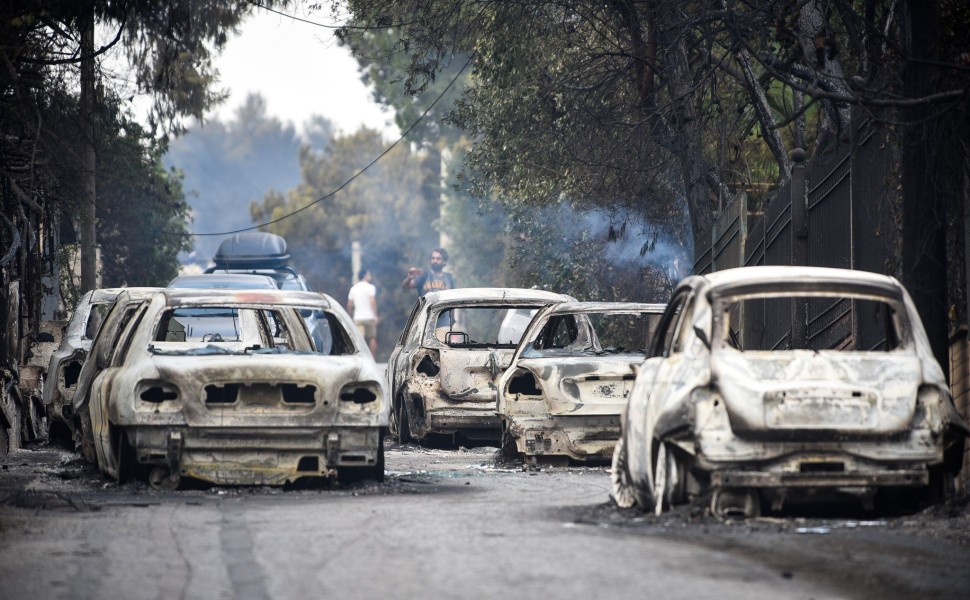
[79,4,97,294]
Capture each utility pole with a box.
[79,4,97,293]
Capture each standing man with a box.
[347,269,379,355]
[402,247,456,295]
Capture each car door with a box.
[625,289,696,489]
[387,297,425,405]
[90,303,149,478]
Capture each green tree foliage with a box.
[96,97,192,288]
[339,0,969,257]
[1,0,259,319]
[250,128,440,357]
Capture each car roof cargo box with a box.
[212,232,290,269]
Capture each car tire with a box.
[112,425,141,484]
[372,431,386,482]
[75,417,96,466]
[500,427,520,463]
[397,402,413,445]
[610,436,638,509]
[653,441,687,515]
[388,397,400,439]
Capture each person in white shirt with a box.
[347,269,379,355]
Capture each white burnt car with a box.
[497,302,665,463]
[43,287,159,444]
[611,266,968,517]
[83,289,387,489]
[388,288,573,445]
[43,288,121,444]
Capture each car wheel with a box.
[372,431,386,482]
[653,441,688,516]
[610,436,638,509]
[500,427,520,463]
[388,398,400,438]
[397,402,413,445]
[148,466,181,491]
[75,418,96,466]
[112,425,142,484]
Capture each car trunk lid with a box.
[714,350,921,436]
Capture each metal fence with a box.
[694,119,896,351]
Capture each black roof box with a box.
[212,232,290,269]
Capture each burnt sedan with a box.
[388,288,573,445]
[497,302,665,464]
[84,289,386,489]
[611,266,969,517]
[43,287,159,444]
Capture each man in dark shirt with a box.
[402,247,456,295]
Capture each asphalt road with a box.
[1,441,968,600]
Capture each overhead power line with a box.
[185,52,475,238]
[245,0,415,30]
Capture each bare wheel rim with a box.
[610,438,636,509]
[654,442,668,516]
[388,400,399,437]
[148,466,180,491]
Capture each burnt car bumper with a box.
[505,414,621,461]
[125,425,381,485]
[424,406,502,435]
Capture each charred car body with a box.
[43,287,125,443]
[388,288,573,445]
[82,289,386,489]
[53,288,162,455]
[612,266,968,517]
[498,302,665,463]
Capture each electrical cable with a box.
[245,0,416,30]
[180,51,475,238]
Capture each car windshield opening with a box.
[435,306,541,348]
[721,295,903,352]
[154,307,243,343]
[525,311,662,357]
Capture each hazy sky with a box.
[210,5,395,137]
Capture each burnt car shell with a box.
[69,288,162,459]
[613,266,969,516]
[498,302,665,462]
[387,288,574,444]
[43,288,123,440]
[86,289,387,487]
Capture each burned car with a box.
[82,289,386,489]
[43,288,124,444]
[611,266,968,517]
[497,302,665,463]
[46,288,161,449]
[388,288,573,445]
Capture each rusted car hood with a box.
[714,349,922,435]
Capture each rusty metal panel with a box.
[712,193,745,272]
[744,215,765,267]
[807,147,852,271]
[951,330,970,491]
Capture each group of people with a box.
[346,247,454,355]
